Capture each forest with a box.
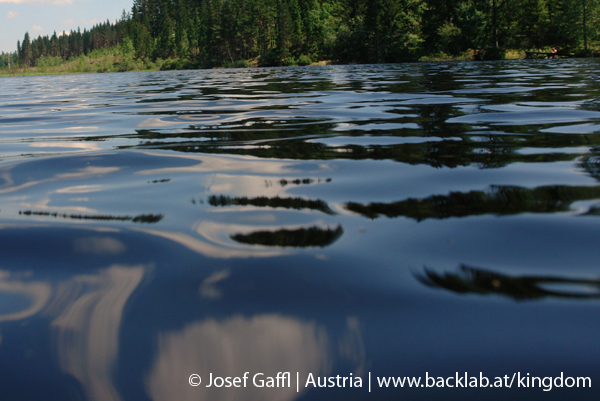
[0,0,598,71]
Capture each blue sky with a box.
[1,0,132,53]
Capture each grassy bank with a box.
[0,47,160,77]
[1,47,597,77]
[0,49,325,77]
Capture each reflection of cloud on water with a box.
[56,185,104,194]
[134,227,289,259]
[146,315,331,401]
[28,141,102,151]
[0,270,51,323]
[135,152,293,176]
[194,220,341,250]
[139,220,344,256]
[135,151,333,178]
[0,261,146,401]
[73,236,127,255]
[338,317,367,377]
[0,223,364,401]
[137,117,181,128]
[18,197,98,214]
[50,265,146,401]
[56,166,120,180]
[0,164,120,196]
[199,270,230,299]
[206,174,285,198]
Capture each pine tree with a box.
[16,40,21,68]
[22,32,31,68]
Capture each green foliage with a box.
[283,56,297,66]
[21,32,31,68]
[95,57,115,73]
[547,0,585,50]
[259,48,282,67]
[36,55,63,68]
[4,0,600,74]
[118,37,138,71]
[297,54,312,65]
[119,37,135,59]
[160,58,194,70]
[437,21,462,55]
[143,58,158,69]
[0,52,15,69]
[118,58,139,72]
[223,59,250,68]
[473,47,506,60]
[420,51,474,61]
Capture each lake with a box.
[0,60,599,400]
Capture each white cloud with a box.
[57,30,70,37]
[63,18,75,25]
[32,25,43,31]
[0,0,73,4]
[81,18,98,25]
[5,11,19,19]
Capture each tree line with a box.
[1,0,598,70]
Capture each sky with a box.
[1,0,132,53]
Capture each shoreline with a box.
[1,51,597,78]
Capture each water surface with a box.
[1,60,600,400]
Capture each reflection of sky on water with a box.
[0,262,145,401]
[416,264,600,300]
[0,226,366,401]
[0,270,51,322]
[0,215,597,400]
[147,315,330,401]
[51,265,146,401]
[1,61,600,400]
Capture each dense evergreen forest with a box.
[1,0,598,71]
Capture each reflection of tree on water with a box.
[141,133,592,169]
[278,178,332,186]
[0,225,365,401]
[346,185,600,220]
[231,226,343,248]
[415,104,465,137]
[416,265,600,301]
[124,99,600,170]
[582,205,600,215]
[131,122,335,144]
[580,152,600,181]
[19,210,164,223]
[209,195,335,215]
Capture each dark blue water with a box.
[1,60,600,400]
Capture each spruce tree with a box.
[22,33,31,67]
